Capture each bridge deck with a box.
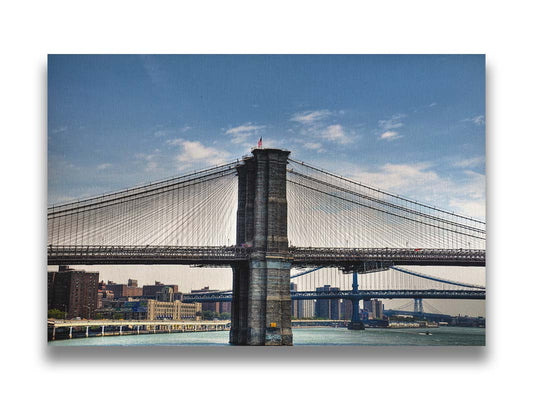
[291,247,486,268]
[182,289,485,302]
[47,245,250,265]
[47,245,485,268]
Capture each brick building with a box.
[48,265,99,319]
[105,280,143,299]
[142,281,180,299]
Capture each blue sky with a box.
[48,54,485,219]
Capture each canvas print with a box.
[47,55,485,346]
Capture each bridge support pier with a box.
[347,297,365,330]
[230,148,293,346]
[347,272,365,330]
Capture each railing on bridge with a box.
[47,244,485,267]
[182,289,485,302]
[291,247,486,268]
[47,244,251,265]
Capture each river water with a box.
[48,326,484,346]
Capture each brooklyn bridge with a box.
[47,148,486,345]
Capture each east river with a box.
[48,326,485,346]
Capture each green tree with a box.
[201,310,215,320]
[219,312,231,320]
[48,309,66,319]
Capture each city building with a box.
[96,299,201,321]
[315,285,341,319]
[218,301,232,314]
[105,279,143,299]
[290,283,314,318]
[191,286,229,314]
[97,281,114,309]
[363,299,384,320]
[297,300,315,318]
[341,299,352,320]
[147,300,201,320]
[290,283,298,318]
[143,281,179,299]
[48,265,99,319]
[156,286,174,302]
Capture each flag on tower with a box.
[258,136,262,148]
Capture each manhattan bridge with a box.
[47,148,486,345]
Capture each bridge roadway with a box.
[47,245,485,268]
[182,289,485,302]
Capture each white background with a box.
[1,0,530,398]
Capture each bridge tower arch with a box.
[230,148,293,345]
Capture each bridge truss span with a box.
[47,244,251,265]
[291,247,485,270]
[290,289,485,300]
[183,289,485,303]
[47,244,485,267]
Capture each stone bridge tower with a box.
[230,148,293,345]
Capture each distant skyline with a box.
[47,55,485,317]
[47,264,485,318]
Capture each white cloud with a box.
[174,140,230,170]
[378,113,406,130]
[291,138,325,153]
[226,123,264,135]
[153,130,167,137]
[51,126,68,134]
[225,123,265,144]
[321,124,351,144]
[463,115,485,125]
[290,110,332,125]
[166,138,183,146]
[303,142,324,152]
[449,198,485,219]
[145,161,158,171]
[97,163,112,170]
[453,156,485,168]
[135,152,156,161]
[290,109,354,145]
[349,162,439,194]
[321,161,486,220]
[379,131,402,141]
[135,151,161,172]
